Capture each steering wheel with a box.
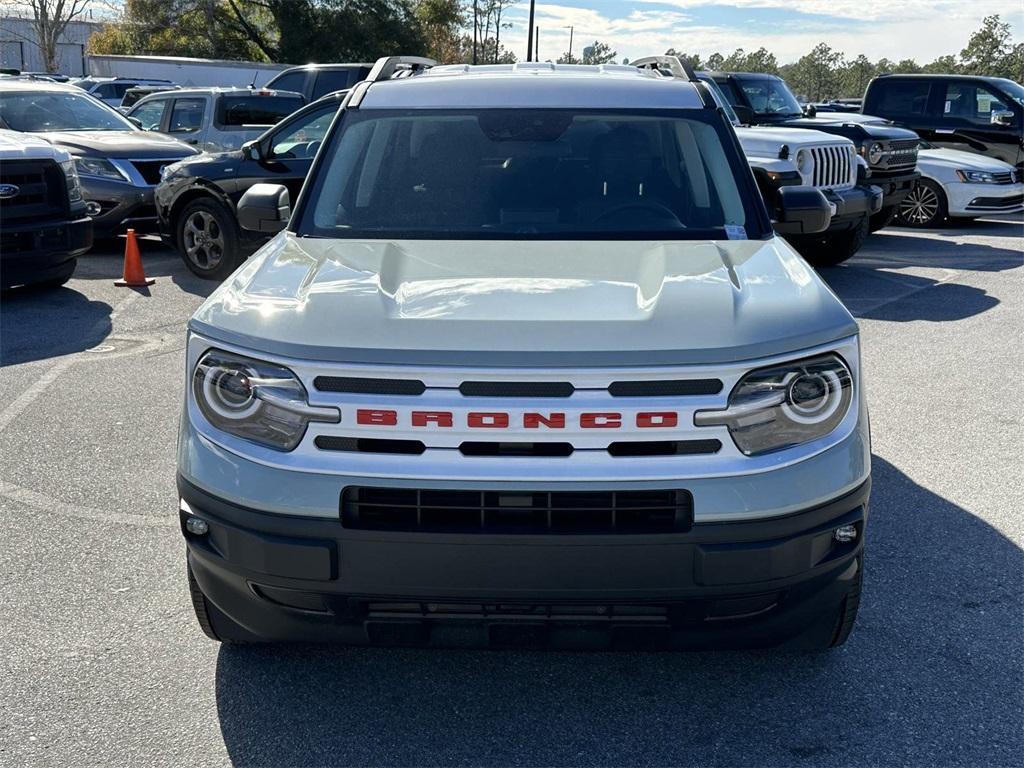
[592,201,684,227]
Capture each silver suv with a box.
[127,87,305,154]
[179,58,870,651]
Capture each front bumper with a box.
[0,215,92,289]
[180,474,869,648]
[822,184,884,231]
[80,176,159,237]
[870,170,920,210]
[945,181,1024,217]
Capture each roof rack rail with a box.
[632,55,699,83]
[366,56,437,83]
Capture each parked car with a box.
[0,79,198,237]
[179,57,870,651]
[264,63,373,101]
[862,74,1024,169]
[0,129,92,290]
[126,86,305,153]
[811,99,862,114]
[72,76,175,108]
[705,71,921,232]
[156,89,345,278]
[896,140,1023,227]
[119,84,181,112]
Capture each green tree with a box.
[704,52,724,70]
[580,40,616,65]
[839,54,875,99]
[720,47,778,74]
[784,42,844,101]
[921,54,959,74]
[959,14,1014,77]
[664,48,701,70]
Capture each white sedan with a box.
[897,142,1024,227]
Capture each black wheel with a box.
[868,206,896,233]
[187,561,252,643]
[2,260,77,292]
[896,180,947,228]
[789,215,869,268]
[177,198,242,280]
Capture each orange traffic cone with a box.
[114,229,155,287]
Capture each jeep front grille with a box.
[810,145,856,190]
[341,487,694,534]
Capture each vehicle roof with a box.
[137,86,303,98]
[0,79,92,94]
[278,63,373,72]
[873,73,1013,81]
[360,63,705,110]
[704,71,781,81]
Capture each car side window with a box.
[874,80,931,117]
[94,83,117,99]
[312,70,357,99]
[943,83,1009,125]
[131,99,169,131]
[169,98,206,133]
[267,70,307,95]
[270,106,336,159]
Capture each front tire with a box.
[896,179,947,228]
[177,198,242,280]
[789,215,869,268]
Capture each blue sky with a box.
[495,1,1023,65]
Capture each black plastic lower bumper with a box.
[872,170,920,210]
[823,185,884,231]
[179,475,870,648]
[0,216,92,289]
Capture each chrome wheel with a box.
[899,184,941,226]
[183,210,226,269]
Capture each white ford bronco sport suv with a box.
[178,58,871,650]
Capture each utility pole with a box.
[564,25,574,62]
[472,0,479,65]
[535,26,539,61]
[526,0,536,61]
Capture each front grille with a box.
[129,159,179,186]
[608,379,722,397]
[341,487,694,534]
[314,376,426,395]
[810,145,855,189]
[876,140,918,173]
[988,171,1016,184]
[0,159,65,223]
[314,436,426,454]
[460,381,575,397]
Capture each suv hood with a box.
[735,126,850,159]
[782,116,918,140]
[35,130,197,159]
[0,129,70,161]
[191,235,857,367]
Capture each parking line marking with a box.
[0,480,176,528]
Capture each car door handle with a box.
[935,129,955,134]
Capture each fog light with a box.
[834,524,858,543]
[185,516,209,536]
[85,201,102,216]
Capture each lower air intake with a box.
[341,487,693,534]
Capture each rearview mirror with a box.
[991,110,1015,127]
[237,183,290,233]
[773,186,832,235]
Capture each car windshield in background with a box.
[741,80,803,116]
[994,78,1024,106]
[218,95,304,126]
[0,91,135,131]
[301,108,756,240]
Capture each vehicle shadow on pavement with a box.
[213,456,1023,768]
[76,242,217,300]
[0,287,112,366]
[860,230,1023,273]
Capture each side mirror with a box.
[803,104,817,118]
[241,139,262,160]
[126,116,142,129]
[732,104,755,125]
[237,183,290,233]
[773,186,832,235]
[991,109,1015,127]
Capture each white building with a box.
[0,14,104,76]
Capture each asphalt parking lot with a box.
[1,220,1022,767]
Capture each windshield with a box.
[299,108,761,240]
[740,78,803,117]
[993,78,1024,106]
[0,91,136,132]
[697,77,741,125]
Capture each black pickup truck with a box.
[706,71,921,231]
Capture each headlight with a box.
[796,149,812,176]
[59,159,83,203]
[73,156,128,182]
[955,170,999,184]
[192,349,339,451]
[695,353,854,456]
[866,143,884,165]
